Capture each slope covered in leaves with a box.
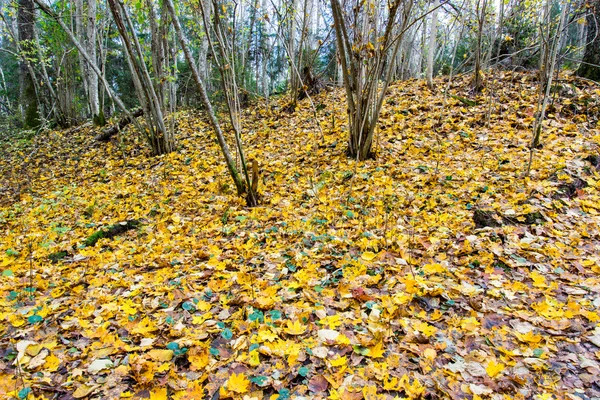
[1,71,600,399]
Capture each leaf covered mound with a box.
[1,71,600,399]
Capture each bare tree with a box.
[330,0,415,160]
[577,0,600,81]
[74,0,100,120]
[527,0,567,174]
[165,0,259,206]
[426,0,439,90]
[87,0,100,120]
[472,0,488,93]
[17,0,40,128]
[34,0,167,155]
[107,0,174,155]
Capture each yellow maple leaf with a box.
[194,300,212,312]
[178,381,205,399]
[8,314,24,327]
[414,321,437,337]
[192,312,212,325]
[330,356,347,367]
[535,393,554,400]
[397,374,425,397]
[515,330,542,344]
[583,310,599,322]
[131,317,157,335]
[362,384,378,400]
[255,290,278,308]
[486,360,505,378]
[383,376,401,390]
[284,320,306,335]
[149,387,167,400]
[336,334,351,345]
[226,372,250,394]
[401,276,420,294]
[189,347,209,371]
[422,263,446,275]
[459,317,480,331]
[361,251,378,261]
[120,301,138,316]
[319,314,343,329]
[257,328,278,342]
[248,350,260,366]
[423,348,437,360]
[72,384,96,398]
[43,354,60,372]
[366,341,385,358]
[530,271,546,288]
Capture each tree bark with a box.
[94,109,143,141]
[426,0,439,90]
[87,0,100,118]
[577,0,600,81]
[17,0,40,128]
[197,0,212,86]
[473,0,488,93]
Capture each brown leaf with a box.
[308,375,329,393]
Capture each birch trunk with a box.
[426,0,438,90]
[87,0,100,117]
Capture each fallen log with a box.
[65,121,92,135]
[94,109,143,142]
[84,220,140,247]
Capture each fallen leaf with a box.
[308,374,329,392]
[284,320,307,335]
[227,372,250,394]
[87,358,114,374]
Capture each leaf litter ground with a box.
[1,71,600,399]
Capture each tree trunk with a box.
[34,0,149,146]
[75,0,88,113]
[17,0,40,129]
[165,0,255,204]
[420,13,427,76]
[107,0,174,155]
[577,0,600,81]
[75,0,100,120]
[261,0,269,98]
[288,0,298,109]
[87,0,100,118]
[197,0,211,86]
[241,0,259,91]
[331,0,411,160]
[530,0,566,151]
[473,0,488,93]
[95,109,143,141]
[147,0,166,109]
[426,0,439,90]
[34,22,68,127]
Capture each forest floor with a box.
[1,71,600,400]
